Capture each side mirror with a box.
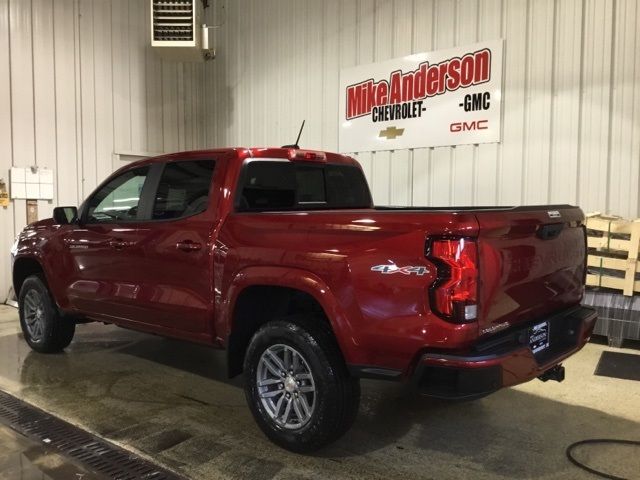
[53,206,78,225]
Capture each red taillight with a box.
[427,238,478,323]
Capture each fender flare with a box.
[218,265,357,363]
[12,254,60,306]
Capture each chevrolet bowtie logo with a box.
[379,126,405,140]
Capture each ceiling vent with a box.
[150,0,215,62]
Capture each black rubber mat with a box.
[594,351,640,381]
[0,390,185,480]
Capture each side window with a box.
[152,160,216,220]
[86,167,149,223]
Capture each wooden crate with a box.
[585,213,640,296]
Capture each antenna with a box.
[282,120,306,149]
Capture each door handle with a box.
[176,240,202,252]
[109,238,134,250]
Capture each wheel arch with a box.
[223,266,355,378]
[13,256,47,298]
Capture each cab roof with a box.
[135,147,359,167]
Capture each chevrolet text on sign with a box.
[339,40,504,152]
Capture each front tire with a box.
[18,275,75,353]
[243,316,360,453]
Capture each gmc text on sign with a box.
[338,40,504,152]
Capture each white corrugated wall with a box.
[203,0,640,214]
[0,0,207,299]
[1,0,639,299]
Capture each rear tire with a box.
[243,315,360,453]
[18,275,75,353]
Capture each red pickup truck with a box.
[11,147,597,452]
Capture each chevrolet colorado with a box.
[11,147,597,452]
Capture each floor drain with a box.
[0,390,185,480]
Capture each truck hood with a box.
[29,217,55,228]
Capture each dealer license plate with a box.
[529,321,550,354]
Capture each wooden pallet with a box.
[585,213,640,296]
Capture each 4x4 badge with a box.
[371,264,428,276]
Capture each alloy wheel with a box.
[256,344,316,430]
[23,289,45,343]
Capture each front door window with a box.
[86,167,149,223]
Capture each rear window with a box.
[237,161,372,211]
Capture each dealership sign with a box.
[338,40,503,152]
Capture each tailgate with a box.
[475,206,586,335]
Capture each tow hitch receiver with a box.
[538,364,565,383]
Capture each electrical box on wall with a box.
[150,0,215,62]
[10,167,54,200]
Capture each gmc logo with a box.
[450,119,489,132]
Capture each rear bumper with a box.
[412,305,597,399]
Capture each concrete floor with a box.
[0,304,639,480]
